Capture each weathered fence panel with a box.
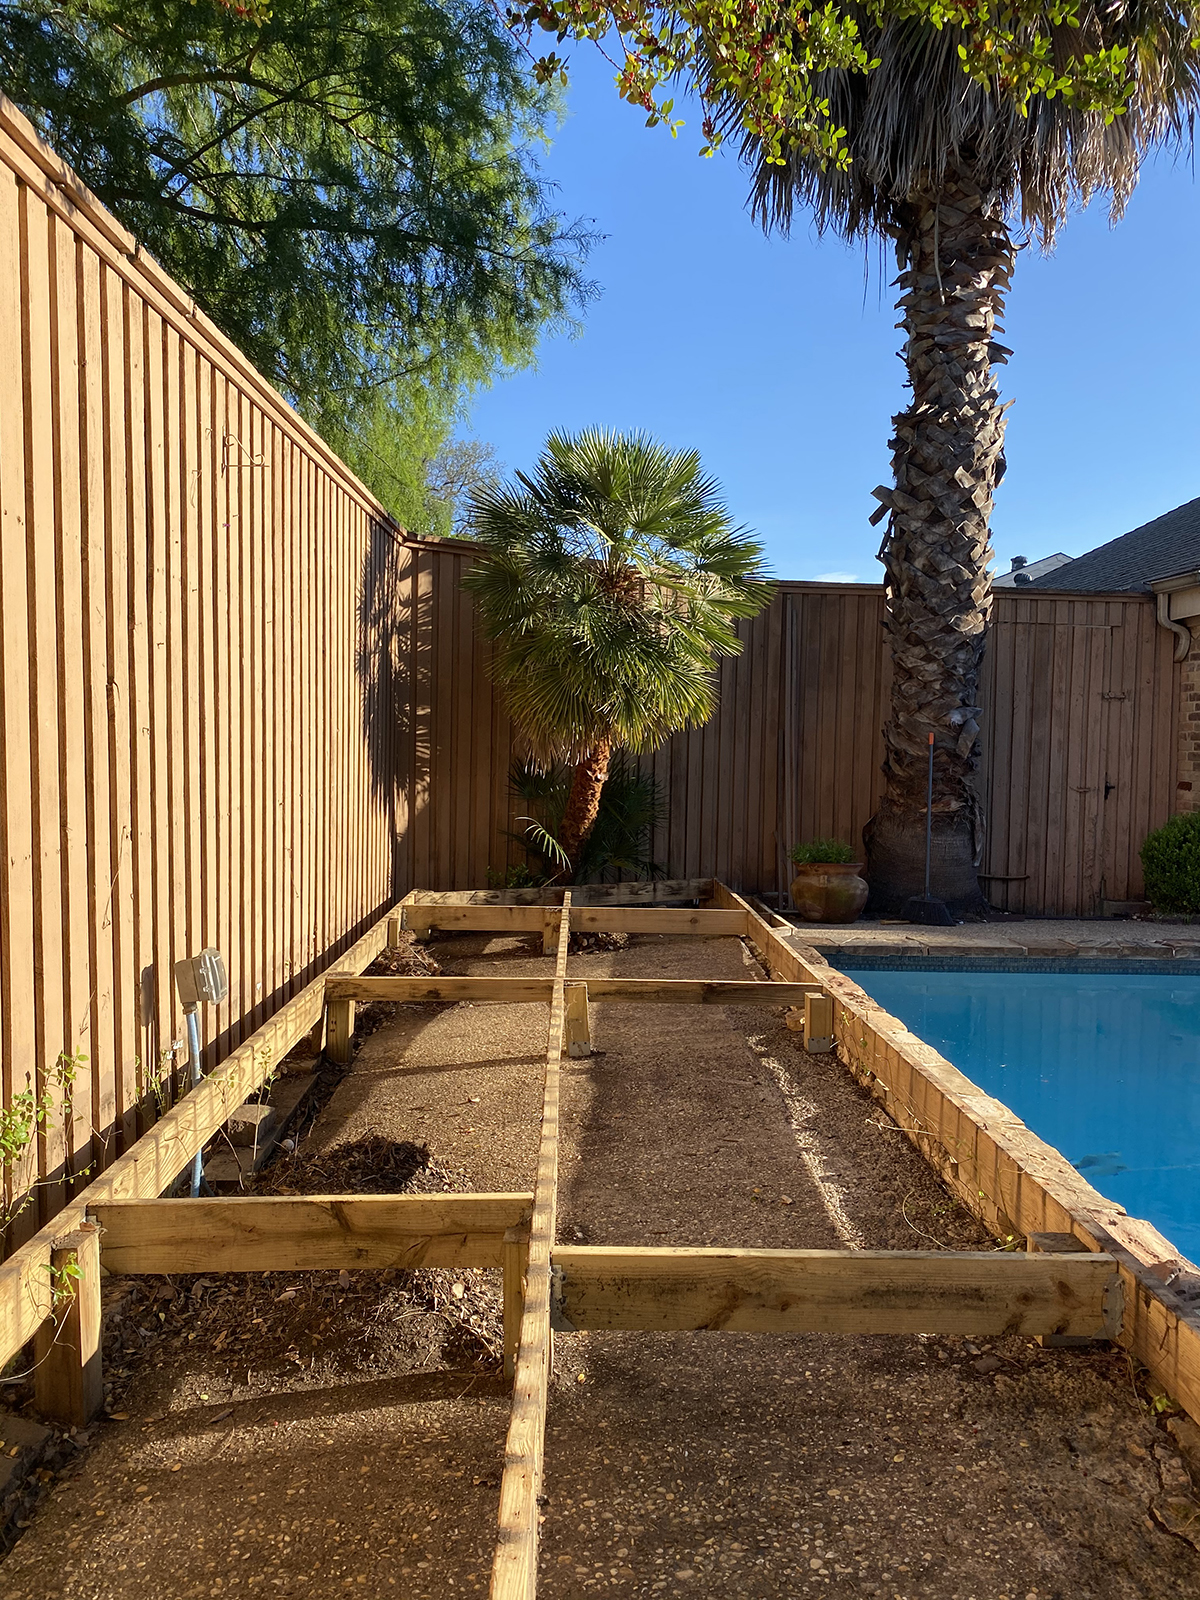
[0,96,414,1244]
[406,561,1177,918]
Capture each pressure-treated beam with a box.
[580,979,822,1005]
[92,1194,534,1274]
[326,976,557,1004]
[404,905,548,935]
[324,976,821,1007]
[34,1225,103,1426]
[402,905,749,939]
[490,895,572,1600]
[570,907,748,936]
[549,1246,1123,1340]
[0,898,412,1373]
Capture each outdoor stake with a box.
[902,732,955,926]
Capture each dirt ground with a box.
[3,930,1200,1600]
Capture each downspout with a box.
[1156,590,1193,663]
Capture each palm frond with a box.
[737,1,1200,246]
[462,429,773,763]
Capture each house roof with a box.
[1033,496,1200,592]
[992,552,1072,587]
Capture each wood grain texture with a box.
[569,908,749,935]
[490,896,571,1600]
[328,977,556,1003]
[736,895,1200,1427]
[0,94,417,1247]
[92,1193,534,1273]
[581,979,821,1004]
[550,1245,1121,1338]
[0,905,403,1368]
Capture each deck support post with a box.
[386,914,402,950]
[502,1226,530,1381]
[803,992,834,1054]
[542,909,561,958]
[34,1225,103,1426]
[325,996,356,1065]
[1026,1231,1108,1347]
[565,982,591,1058]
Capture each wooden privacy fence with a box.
[0,94,429,1247]
[0,87,1181,1254]
[421,571,1179,916]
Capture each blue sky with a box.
[467,51,1200,583]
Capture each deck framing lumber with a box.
[0,897,412,1373]
[327,976,556,1004]
[401,905,748,938]
[549,1245,1122,1339]
[490,894,572,1600]
[324,976,821,1006]
[91,1194,534,1274]
[717,881,1200,1429]
[33,1225,103,1426]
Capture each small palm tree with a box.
[737,5,1199,911]
[463,429,772,863]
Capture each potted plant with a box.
[789,840,869,924]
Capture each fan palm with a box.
[463,429,772,862]
[738,4,1199,912]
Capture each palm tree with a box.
[738,6,1199,912]
[463,429,772,864]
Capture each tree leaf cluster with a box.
[507,0,1178,170]
[508,755,667,882]
[0,0,594,519]
[462,428,773,762]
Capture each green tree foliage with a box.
[508,755,667,882]
[1141,814,1200,914]
[510,0,1167,170]
[0,0,591,519]
[462,428,772,859]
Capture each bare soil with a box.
[2,930,1199,1600]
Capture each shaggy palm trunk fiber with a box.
[865,165,1012,915]
[559,736,613,866]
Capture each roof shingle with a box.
[1032,495,1200,592]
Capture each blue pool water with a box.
[838,967,1200,1261]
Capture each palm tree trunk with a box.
[559,736,613,867]
[864,164,1013,914]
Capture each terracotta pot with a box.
[790,862,869,924]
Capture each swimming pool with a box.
[836,963,1200,1262]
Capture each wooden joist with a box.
[549,1245,1123,1339]
[402,905,749,939]
[580,979,821,1005]
[490,896,572,1600]
[0,899,409,1372]
[571,907,748,936]
[404,905,548,934]
[406,879,712,907]
[326,976,557,1004]
[91,1194,534,1274]
[324,976,820,1007]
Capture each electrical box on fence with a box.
[173,948,229,1009]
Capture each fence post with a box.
[35,1223,103,1426]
